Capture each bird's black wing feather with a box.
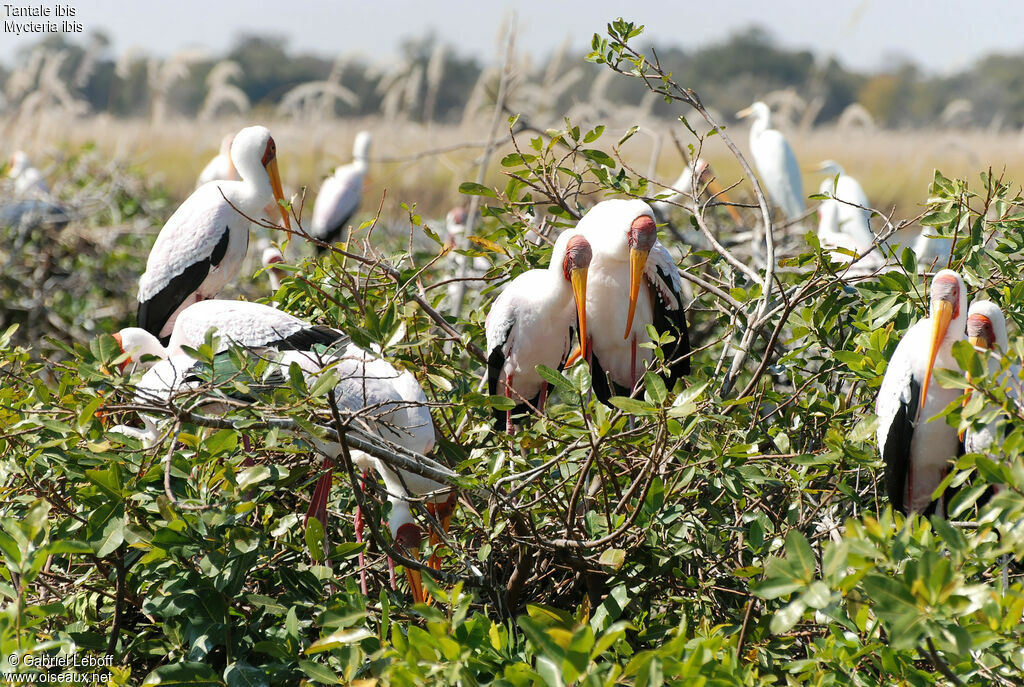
[315,211,355,255]
[883,377,919,515]
[209,225,231,266]
[650,263,691,382]
[137,259,211,342]
[266,325,348,353]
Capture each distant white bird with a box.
[652,157,742,225]
[259,242,286,292]
[137,125,290,342]
[913,231,954,271]
[445,206,490,312]
[575,199,690,402]
[737,101,805,220]
[816,160,871,236]
[963,300,1019,456]
[8,151,50,198]
[309,131,371,253]
[877,269,966,515]
[195,133,238,188]
[485,231,591,430]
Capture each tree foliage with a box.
[4,17,1024,687]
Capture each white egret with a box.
[736,101,804,221]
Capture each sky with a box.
[0,0,1021,74]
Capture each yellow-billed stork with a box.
[877,269,967,515]
[485,231,591,430]
[137,125,290,342]
[309,131,371,253]
[574,199,690,402]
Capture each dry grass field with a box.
[9,112,1024,252]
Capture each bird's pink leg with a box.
[304,459,334,528]
[538,382,549,414]
[355,470,368,596]
[505,373,515,433]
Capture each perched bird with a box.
[195,133,239,188]
[913,231,954,271]
[8,151,50,198]
[486,231,591,430]
[281,347,444,604]
[651,157,742,225]
[108,335,445,604]
[815,160,871,238]
[877,269,966,515]
[736,102,805,221]
[309,131,371,253]
[445,206,490,313]
[963,300,1018,456]
[115,299,345,368]
[816,198,880,265]
[136,125,290,342]
[258,240,287,292]
[575,199,690,402]
[107,353,205,447]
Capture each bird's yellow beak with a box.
[264,157,290,230]
[918,299,954,419]
[736,106,753,119]
[625,248,650,339]
[405,552,425,604]
[570,266,589,360]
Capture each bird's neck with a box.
[229,161,274,214]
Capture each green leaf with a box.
[306,628,374,653]
[535,365,574,393]
[608,396,656,416]
[297,660,341,685]
[458,182,497,198]
[785,530,816,582]
[142,662,225,686]
[305,517,326,562]
[224,662,268,687]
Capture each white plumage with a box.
[876,269,966,515]
[816,160,871,236]
[737,101,805,220]
[137,125,290,340]
[963,300,1019,456]
[445,206,491,312]
[195,133,238,188]
[116,299,345,368]
[574,199,690,400]
[309,131,371,251]
[8,151,50,198]
[485,229,591,428]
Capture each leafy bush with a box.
[3,18,1024,687]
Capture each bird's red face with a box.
[563,235,592,361]
[111,332,130,372]
[920,271,962,406]
[261,137,291,230]
[967,313,995,350]
[395,522,424,604]
[625,215,656,339]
